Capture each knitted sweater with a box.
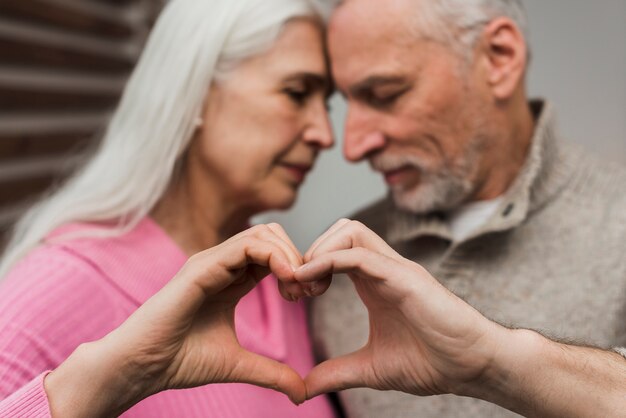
[0,218,336,418]
[311,100,626,417]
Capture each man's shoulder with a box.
[564,143,626,206]
[550,142,626,233]
[348,196,392,237]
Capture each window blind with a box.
[0,0,163,246]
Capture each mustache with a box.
[369,153,431,173]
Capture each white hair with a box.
[0,0,334,278]
[414,0,529,58]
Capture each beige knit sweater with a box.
[311,101,626,417]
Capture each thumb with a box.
[304,348,371,399]
[229,349,307,404]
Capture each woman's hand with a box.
[45,224,308,418]
[296,219,508,399]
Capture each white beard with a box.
[371,138,482,215]
[389,166,474,214]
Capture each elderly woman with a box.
[0,0,336,416]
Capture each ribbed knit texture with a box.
[0,218,336,417]
[312,100,626,418]
[0,372,51,418]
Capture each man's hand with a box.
[296,219,505,398]
[297,219,626,418]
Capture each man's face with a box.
[329,0,492,214]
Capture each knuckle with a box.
[266,222,283,232]
[245,236,262,250]
[335,218,352,228]
[348,220,365,230]
[186,252,202,265]
[251,223,270,236]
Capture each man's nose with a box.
[343,104,386,162]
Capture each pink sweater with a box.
[0,218,336,417]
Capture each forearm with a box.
[461,328,626,417]
[44,339,150,418]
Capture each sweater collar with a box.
[386,99,575,244]
[48,217,188,306]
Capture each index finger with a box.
[304,218,351,262]
[265,223,304,270]
[306,220,401,263]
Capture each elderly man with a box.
[304,0,626,416]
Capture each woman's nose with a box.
[302,98,335,149]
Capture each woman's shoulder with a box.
[41,218,189,306]
[0,243,133,397]
[0,241,137,359]
[0,218,187,353]
[0,242,133,328]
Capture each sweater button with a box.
[502,203,514,217]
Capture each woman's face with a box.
[188,18,334,213]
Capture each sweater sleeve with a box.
[0,372,51,417]
[0,245,127,416]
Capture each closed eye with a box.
[348,76,412,110]
[362,88,408,108]
[282,72,330,107]
[284,87,310,105]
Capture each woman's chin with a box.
[262,189,299,212]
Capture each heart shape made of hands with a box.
[114,219,495,407]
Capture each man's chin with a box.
[390,181,471,215]
[391,190,435,215]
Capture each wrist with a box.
[45,338,150,418]
[454,327,549,415]
[452,326,540,398]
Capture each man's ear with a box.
[478,17,528,100]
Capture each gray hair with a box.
[0,0,333,278]
[414,0,529,58]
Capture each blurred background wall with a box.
[0,0,164,245]
[0,0,624,251]
[258,0,626,250]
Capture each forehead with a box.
[328,0,422,86]
[238,19,327,80]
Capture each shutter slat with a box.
[0,114,109,133]
[0,0,162,227]
[0,68,127,93]
[0,176,58,208]
[0,156,83,182]
[0,87,120,113]
[0,132,94,161]
[0,0,134,40]
[0,37,133,74]
[0,204,28,228]
[91,0,136,7]
[0,155,82,207]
